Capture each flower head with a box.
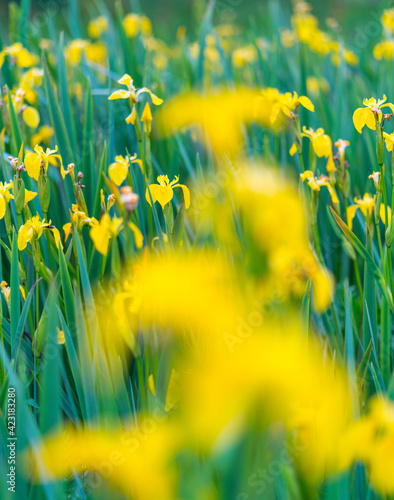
[24,145,65,181]
[108,154,143,186]
[346,194,376,229]
[353,96,394,133]
[145,175,190,210]
[300,171,339,203]
[18,215,61,250]
[108,74,163,124]
[89,214,124,256]
[301,127,332,157]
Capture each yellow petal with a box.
[125,107,137,125]
[324,183,339,204]
[128,222,143,249]
[365,108,377,130]
[137,88,163,105]
[174,184,191,209]
[117,74,133,87]
[380,204,392,224]
[24,189,37,205]
[148,374,156,396]
[24,152,41,181]
[108,161,128,186]
[0,194,5,220]
[63,223,72,242]
[19,285,26,301]
[312,134,332,158]
[90,225,111,255]
[311,267,335,312]
[145,184,173,209]
[300,170,314,181]
[23,107,40,128]
[346,205,358,230]
[326,155,336,173]
[50,227,63,249]
[298,95,315,112]
[108,90,130,100]
[289,143,298,156]
[353,107,375,133]
[18,225,34,250]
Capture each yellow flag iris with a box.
[145,175,190,210]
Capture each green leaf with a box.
[10,230,20,358]
[7,87,22,156]
[57,32,78,152]
[42,55,74,166]
[82,78,95,211]
[356,339,373,394]
[39,283,61,435]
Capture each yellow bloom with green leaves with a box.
[24,145,65,181]
[146,175,190,210]
[108,74,163,124]
[108,154,143,186]
[300,171,339,203]
[18,215,61,251]
[353,96,394,133]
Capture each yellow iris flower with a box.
[270,91,314,123]
[17,215,61,251]
[346,193,386,229]
[301,126,332,157]
[87,16,108,39]
[89,215,122,256]
[63,204,92,242]
[108,74,163,124]
[30,125,54,148]
[353,96,394,133]
[89,214,143,255]
[145,175,190,210]
[108,154,143,186]
[300,171,339,203]
[24,145,65,181]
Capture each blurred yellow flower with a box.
[346,193,375,229]
[88,16,108,38]
[89,214,123,256]
[30,125,54,148]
